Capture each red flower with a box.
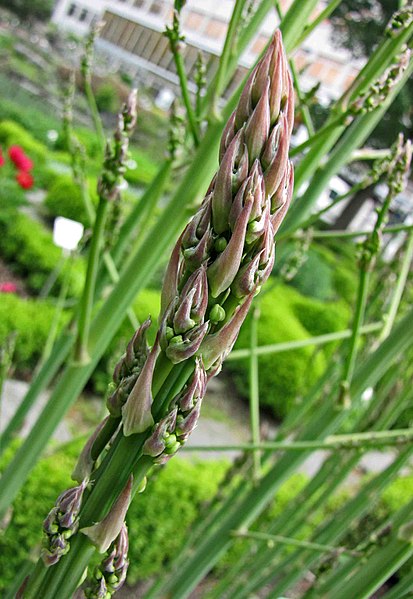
[0,147,5,167]
[8,145,34,171]
[0,282,17,293]
[16,170,34,190]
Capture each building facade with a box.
[51,0,361,104]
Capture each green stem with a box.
[210,0,246,114]
[181,427,413,452]
[293,0,343,49]
[84,77,105,150]
[232,530,360,557]
[90,415,121,461]
[341,266,370,386]
[248,305,261,481]
[380,230,413,340]
[173,50,200,146]
[74,198,109,363]
[227,321,382,360]
[309,222,413,239]
[289,58,315,136]
[290,113,347,157]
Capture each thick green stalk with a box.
[248,305,261,480]
[74,198,109,363]
[227,321,381,360]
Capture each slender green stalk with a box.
[380,230,413,340]
[74,198,109,363]
[182,428,413,452]
[310,222,413,239]
[173,50,200,145]
[248,305,261,480]
[232,530,361,557]
[290,113,348,157]
[293,0,343,49]
[210,0,246,114]
[289,58,315,136]
[83,72,105,150]
[227,321,382,360]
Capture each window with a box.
[67,3,76,17]
[149,1,162,15]
[79,8,88,22]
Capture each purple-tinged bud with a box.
[123,318,151,373]
[72,417,111,483]
[143,407,178,457]
[165,321,209,363]
[212,129,249,234]
[176,399,202,436]
[235,69,255,130]
[122,337,160,436]
[245,78,270,163]
[284,71,295,137]
[182,196,212,249]
[208,199,253,297]
[56,479,88,529]
[229,161,265,230]
[124,89,138,133]
[199,293,255,370]
[270,161,294,235]
[43,507,59,535]
[81,476,133,553]
[160,231,184,317]
[178,358,207,412]
[262,114,289,197]
[219,110,236,161]
[173,266,208,334]
[246,202,270,245]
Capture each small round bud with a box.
[210,304,226,324]
[214,237,228,252]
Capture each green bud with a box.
[165,441,181,455]
[214,237,228,252]
[169,335,183,346]
[137,476,147,494]
[166,326,175,341]
[164,434,177,448]
[210,304,226,324]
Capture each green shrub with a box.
[226,284,349,419]
[0,120,47,164]
[0,294,69,372]
[43,175,98,226]
[0,439,227,592]
[95,83,119,113]
[0,212,84,296]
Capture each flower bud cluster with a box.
[42,480,87,566]
[121,30,294,436]
[143,358,206,463]
[107,319,151,416]
[386,5,413,37]
[84,524,129,599]
[350,49,411,115]
[97,89,137,203]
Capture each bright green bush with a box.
[227,284,349,419]
[95,83,120,113]
[43,175,98,226]
[0,294,69,372]
[0,439,227,592]
[0,212,84,296]
[0,120,47,164]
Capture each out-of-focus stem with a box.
[380,230,413,340]
[173,50,200,146]
[248,305,261,482]
[75,198,109,363]
[84,77,105,151]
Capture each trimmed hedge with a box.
[43,175,97,227]
[0,294,69,371]
[0,439,227,592]
[0,211,85,297]
[226,283,350,419]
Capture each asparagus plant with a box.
[21,29,294,598]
